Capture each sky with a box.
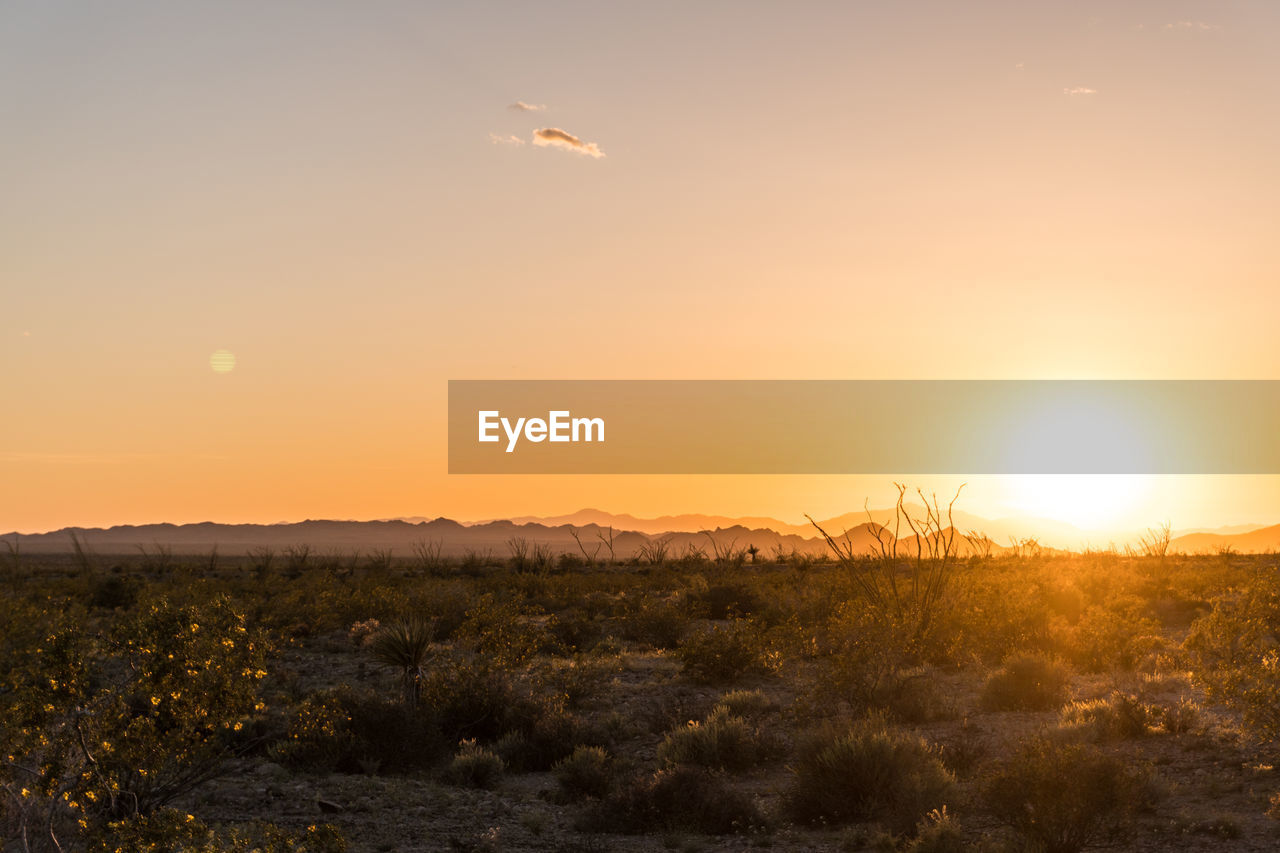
[3,1,1279,535]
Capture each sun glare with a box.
[1000,475,1151,531]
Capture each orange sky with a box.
[3,2,1279,535]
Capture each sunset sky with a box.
[3,1,1279,536]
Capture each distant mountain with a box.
[7,513,1277,558]
[1,518,840,559]
[445,507,1091,550]
[1170,524,1280,554]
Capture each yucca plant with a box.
[369,618,435,708]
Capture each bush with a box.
[676,621,774,684]
[983,737,1151,853]
[1185,579,1280,742]
[444,740,505,789]
[712,688,773,718]
[618,599,688,649]
[1059,692,1153,741]
[688,584,763,620]
[786,717,955,833]
[0,596,269,836]
[657,710,765,772]
[585,766,764,835]
[493,702,582,772]
[1155,696,1201,735]
[88,809,346,852]
[905,807,965,853]
[273,688,442,775]
[553,745,614,798]
[980,653,1069,711]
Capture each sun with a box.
[1000,475,1151,530]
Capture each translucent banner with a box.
[447,380,1280,474]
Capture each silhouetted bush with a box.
[553,745,614,798]
[980,653,1070,711]
[584,767,764,835]
[444,739,505,789]
[983,737,1152,853]
[786,716,954,833]
[677,621,774,683]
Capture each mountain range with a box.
[4,509,1276,557]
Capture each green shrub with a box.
[1185,579,1280,742]
[493,702,582,772]
[712,688,773,719]
[553,745,614,798]
[273,688,441,774]
[677,621,774,684]
[618,599,688,649]
[980,653,1069,711]
[88,809,346,852]
[657,711,764,772]
[1155,696,1201,735]
[1059,692,1153,740]
[983,737,1151,853]
[444,739,505,789]
[0,596,269,835]
[369,618,435,707]
[585,767,764,835]
[688,584,763,620]
[786,717,955,833]
[905,807,965,853]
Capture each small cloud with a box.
[21,330,31,337]
[509,101,547,112]
[489,133,525,146]
[1063,87,1097,96]
[533,127,605,159]
[1166,20,1220,31]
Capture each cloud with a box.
[489,133,525,146]
[532,127,605,158]
[1063,87,1097,96]
[509,101,547,112]
[1165,20,1220,31]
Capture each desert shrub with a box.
[786,716,955,833]
[1059,692,1153,740]
[1184,578,1280,742]
[444,739,505,789]
[454,594,547,668]
[585,766,764,835]
[88,809,346,852]
[677,620,774,683]
[88,572,139,611]
[553,745,614,798]
[712,688,773,718]
[617,598,688,649]
[493,702,582,772]
[273,688,441,774]
[980,653,1070,711]
[688,583,763,620]
[0,596,269,839]
[1155,696,1201,734]
[983,737,1151,853]
[421,659,528,743]
[272,691,355,771]
[1058,600,1163,672]
[369,618,435,707]
[905,807,965,853]
[547,609,603,652]
[657,710,766,772]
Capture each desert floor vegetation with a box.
[3,542,1280,851]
